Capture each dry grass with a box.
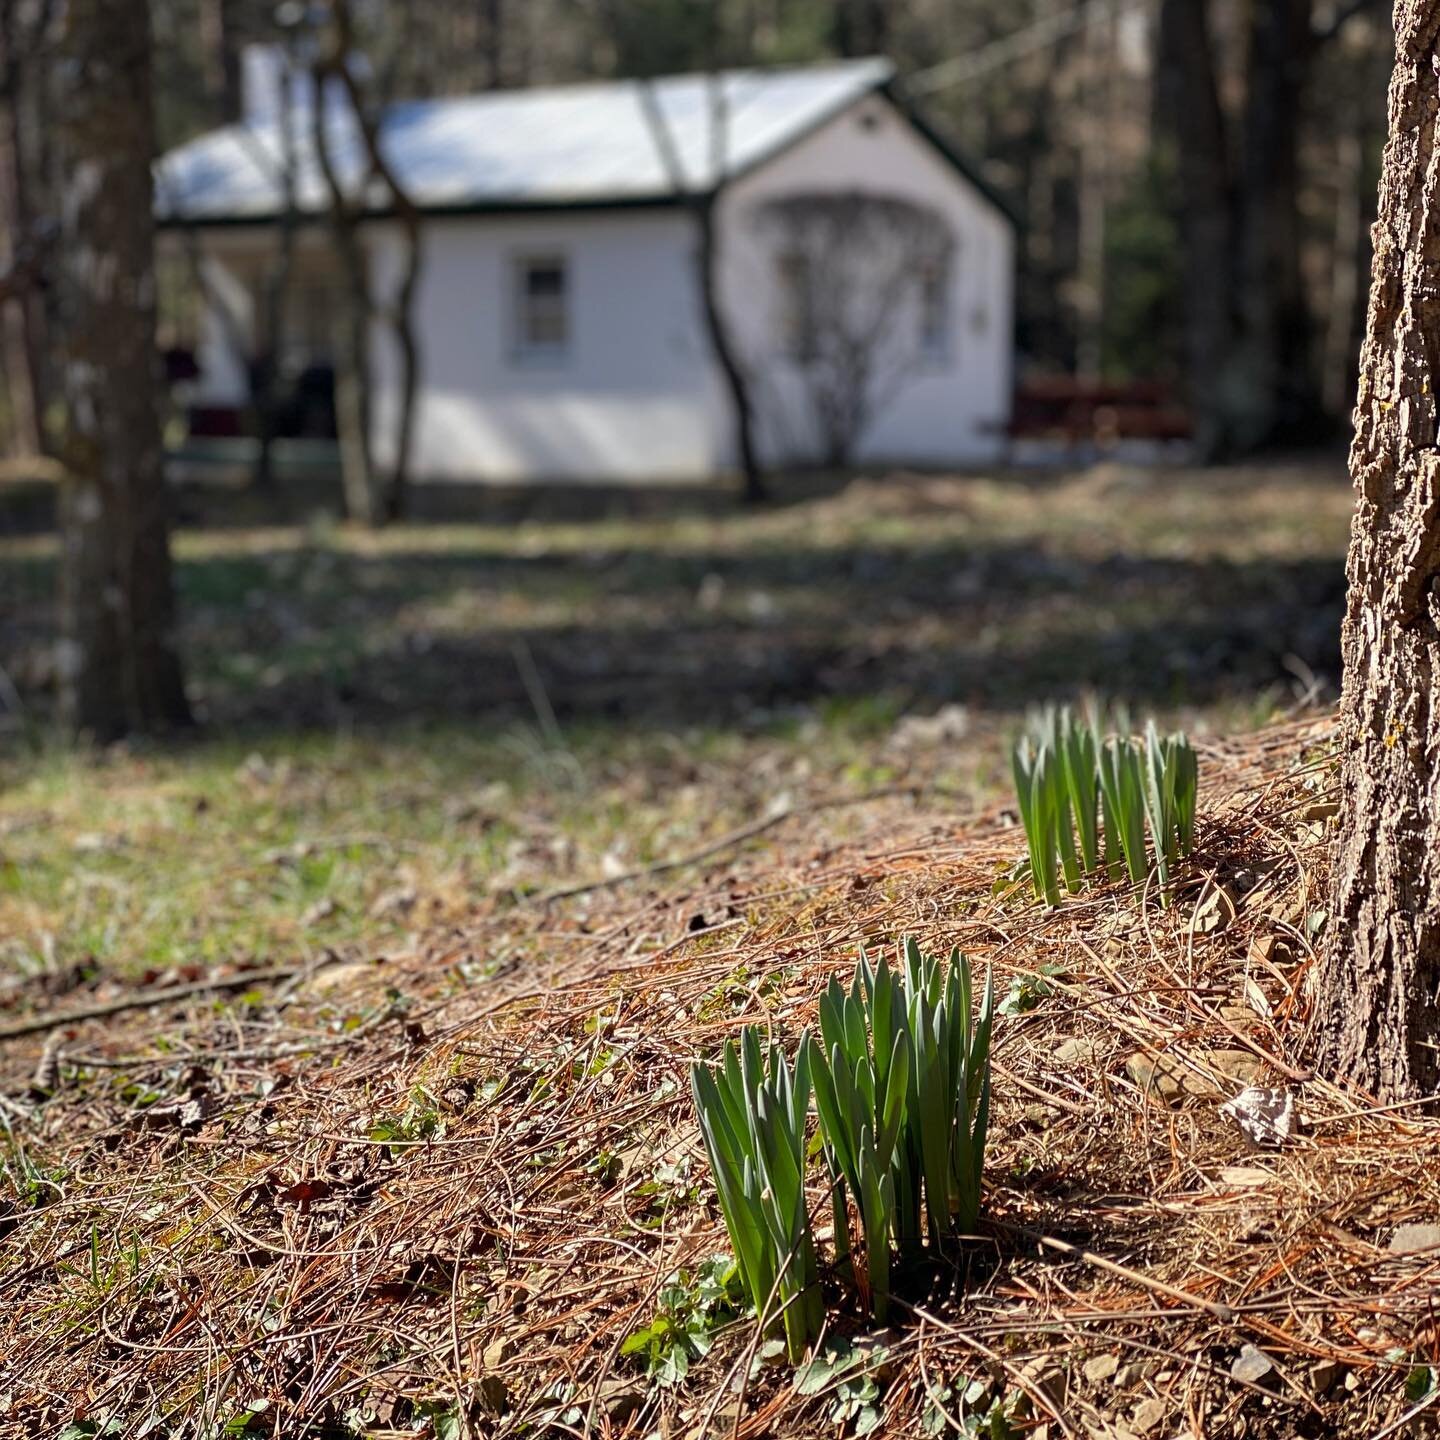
[7,712,1440,1438]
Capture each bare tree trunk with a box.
[326,11,424,518]
[1312,0,1440,1101]
[310,56,380,526]
[311,0,424,521]
[478,0,504,88]
[0,0,48,459]
[0,96,40,457]
[1074,0,1116,382]
[1322,120,1365,419]
[697,191,764,502]
[1154,0,1236,459]
[1235,0,1320,449]
[636,74,765,502]
[200,0,242,125]
[833,0,890,57]
[54,0,190,741]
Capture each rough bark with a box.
[54,0,190,741]
[1313,0,1440,1100]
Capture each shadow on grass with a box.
[7,545,1343,739]
[0,460,1349,744]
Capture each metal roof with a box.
[155,58,896,223]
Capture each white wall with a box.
[175,92,1014,482]
[367,210,718,483]
[718,93,1014,469]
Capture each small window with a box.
[918,258,950,365]
[776,251,817,365]
[512,255,568,362]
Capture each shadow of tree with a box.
[0,469,1348,740]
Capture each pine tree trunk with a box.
[1313,0,1440,1100]
[54,0,191,741]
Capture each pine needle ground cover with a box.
[8,715,1440,1439]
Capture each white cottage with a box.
[156,56,1014,484]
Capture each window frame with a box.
[509,251,571,367]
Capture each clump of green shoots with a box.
[693,941,995,1346]
[690,1028,824,1360]
[1013,706,1198,906]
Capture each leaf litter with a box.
[3,714,1440,1438]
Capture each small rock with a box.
[476,1374,507,1415]
[1192,884,1237,935]
[1084,1354,1119,1384]
[596,1378,644,1423]
[1390,1223,1440,1255]
[1126,1051,1183,1102]
[1231,1344,1275,1387]
[1131,1397,1166,1433]
[370,885,418,920]
[1018,1354,1066,1407]
[1056,1037,1102,1067]
[1249,934,1295,967]
[1127,1051,1216,1101]
[1201,1048,1265,1087]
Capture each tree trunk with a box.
[1154,0,1237,460]
[310,53,381,527]
[54,0,190,741]
[478,0,504,88]
[1234,0,1321,449]
[200,0,242,125]
[0,97,40,458]
[833,0,889,57]
[1313,0,1440,1101]
[698,193,765,504]
[253,55,299,493]
[636,73,766,503]
[0,0,46,459]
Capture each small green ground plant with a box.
[807,941,993,1319]
[691,940,995,1350]
[621,1257,747,1385]
[690,1029,823,1360]
[1013,707,1198,906]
